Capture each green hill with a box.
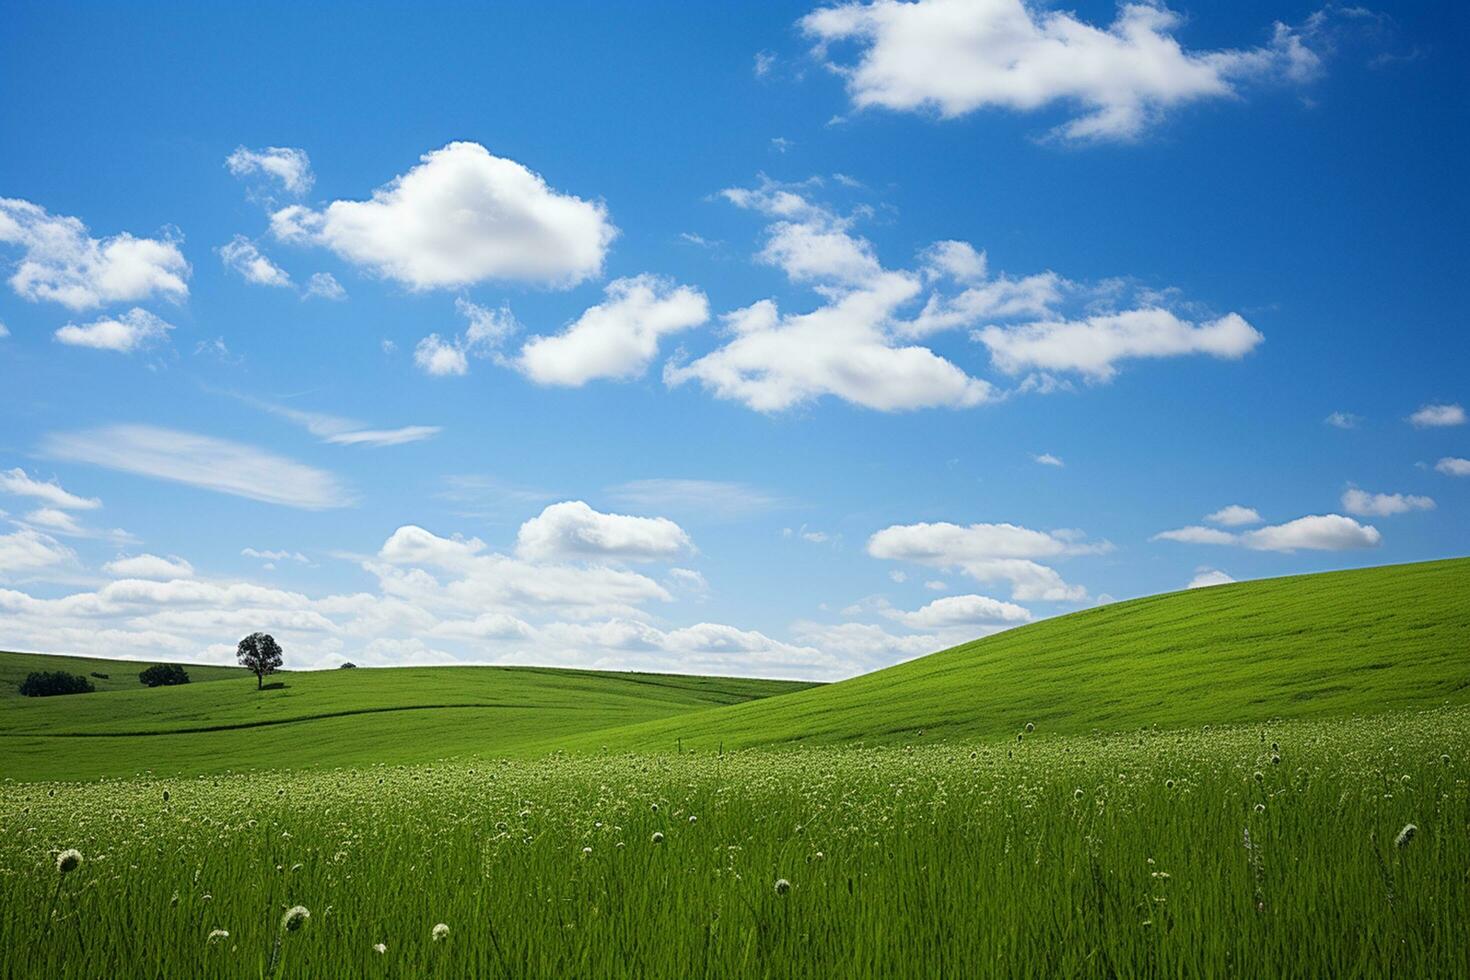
[4,557,1465,781]
[0,660,814,781]
[544,557,1470,754]
[0,650,248,697]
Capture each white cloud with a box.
[225,146,314,196]
[22,508,84,534]
[604,479,789,519]
[0,198,190,310]
[923,579,946,591]
[754,50,777,77]
[1155,513,1381,552]
[218,235,292,287]
[974,309,1263,381]
[1341,488,1434,517]
[515,501,693,563]
[242,548,309,563]
[414,334,468,376]
[412,298,520,377]
[866,520,1102,600]
[789,620,939,672]
[1436,457,1470,477]
[303,272,346,300]
[1205,504,1261,526]
[104,553,195,580]
[42,425,351,510]
[1324,411,1360,429]
[0,468,101,510]
[801,0,1323,141]
[1032,452,1064,467]
[1187,569,1235,589]
[0,527,75,576]
[1408,403,1465,427]
[887,593,1032,629]
[270,142,616,290]
[0,319,8,337]
[53,308,175,352]
[667,284,993,412]
[517,275,708,386]
[246,398,440,447]
[1152,525,1238,546]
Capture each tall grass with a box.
[2,705,1465,978]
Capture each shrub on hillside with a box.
[90,672,109,679]
[339,662,357,669]
[139,663,191,687]
[18,671,95,697]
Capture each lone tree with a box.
[236,632,284,689]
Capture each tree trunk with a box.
[257,672,262,690]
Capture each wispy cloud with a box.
[41,424,352,509]
[605,478,792,519]
[233,393,441,447]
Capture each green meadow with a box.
[1,558,1467,977]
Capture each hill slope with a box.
[0,651,248,697]
[0,660,814,781]
[545,557,1470,754]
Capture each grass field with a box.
[2,557,1467,977]
[3,706,1464,978]
[0,663,815,781]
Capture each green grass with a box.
[3,706,1465,978]
[3,557,1465,782]
[0,660,815,781]
[550,557,1470,755]
[0,650,248,697]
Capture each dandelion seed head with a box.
[432,922,450,942]
[1395,823,1417,848]
[281,905,310,932]
[55,849,83,875]
[774,877,791,895]
[207,929,229,944]
[652,832,664,844]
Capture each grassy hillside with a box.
[5,557,1464,781]
[0,660,814,781]
[545,557,1470,754]
[0,650,248,697]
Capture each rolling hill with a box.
[551,557,1470,754]
[3,557,1465,781]
[0,661,814,781]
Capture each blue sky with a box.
[1,1,1465,679]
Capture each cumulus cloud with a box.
[0,198,190,310]
[1205,504,1261,526]
[0,527,75,576]
[218,235,291,287]
[1408,403,1465,427]
[226,146,314,196]
[270,142,616,290]
[53,308,175,352]
[1341,488,1434,517]
[515,501,693,563]
[1155,513,1381,552]
[303,272,346,300]
[668,179,1256,411]
[801,0,1324,141]
[974,309,1263,381]
[42,425,351,510]
[1436,457,1470,477]
[414,334,468,376]
[0,468,100,510]
[866,519,1104,600]
[885,592,1032,628]
[412,298,520,377]
[1324,410,1360,429]
[104,553,195,580]
[1187,568,1235,589]
[517,275,709,386]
